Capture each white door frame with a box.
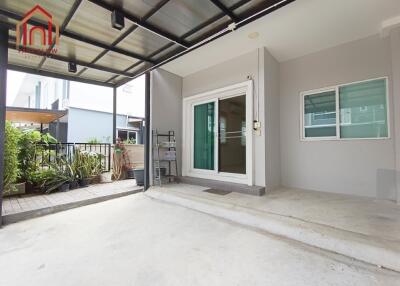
[182,80,253,186]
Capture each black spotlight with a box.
[112,10,125,30]
[68,62,77,73]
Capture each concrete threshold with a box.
[146,189,400,273]
[179,176,265,196]
[3,189,142,225]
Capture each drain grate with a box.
[203,189,232,195]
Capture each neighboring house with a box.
[11,74,144,143]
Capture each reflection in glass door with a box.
[218,95,246,174]
[193,102,215,170]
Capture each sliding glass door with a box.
[193,95,246,175]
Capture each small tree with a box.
[3,121,20,191]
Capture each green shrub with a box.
[3,121,20,190]
[17,129,42,183]
[87,138,101,144]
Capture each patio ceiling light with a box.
[248,32,259,39]
[111,10,125,30]
[68,62,77,73]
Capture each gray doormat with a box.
[203,189,232,195]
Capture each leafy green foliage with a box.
[72,149,102,180]
[41,133,58,144]
[17,129,42,183]
[3,121,20,191]
[123,138,136,144]
[87,138,101,144]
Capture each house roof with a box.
[6,107,67,124]
[0,0,295,87]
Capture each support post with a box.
[0,26,8,226]
[113,87,117,144]
[144,72,151,191]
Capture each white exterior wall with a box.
[279,35,396,199]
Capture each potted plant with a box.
[33,167,69,194]
[64,161,79,190]
[72,149,91,187]
[112,139,128,180]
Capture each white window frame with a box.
[182,81,254,186]
[300,77,390,141]
[117,128,138,143]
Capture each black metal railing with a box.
[35,143,112,173]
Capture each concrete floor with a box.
[0,194,399,285]
[154,184,400,242]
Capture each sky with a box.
[7,70,26,104]
[6,70,145,117]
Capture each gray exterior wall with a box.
[151,69,183,178]
[390,27,400,203]
[182,49,267,187]
[67,107,126,143]
[264,48,281,190]
[153,33,399,200]
[279,35,396,199]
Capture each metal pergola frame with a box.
[0,0,296,225]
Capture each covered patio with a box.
[0,0,295,225]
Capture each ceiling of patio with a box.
[162,0,400,77]
[0,0,296,87]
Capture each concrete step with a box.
[178,176,265,196]
[146,189,400,273]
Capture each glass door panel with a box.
[193,102,215,170]
[218,95,246,174]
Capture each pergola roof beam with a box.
[208,0,239,22]
[8,40,134,78]
[77,0,170,77]
[107,0,252,85]
[38,0,83,69]
[0,8,154,64]
[87,0,190,49]
[114,0,296,87]
[7,64,114,88]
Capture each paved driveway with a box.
[0,194,399,286]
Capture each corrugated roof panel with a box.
[220,0,246,7]
[185,16,230,43]
[127,62,153,74]
[80,68,120,82]
[95,51,140,71]
[147,0,221,37]
[41,58,84,75]
[116,27,171,57]
[8,48,42,68]
[101,0,162,19]
[67,0,134,45]
[150,44,178,61]
[232,0,265,16]
[53,36,105,63]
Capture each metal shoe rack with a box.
[152,130,178,186]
